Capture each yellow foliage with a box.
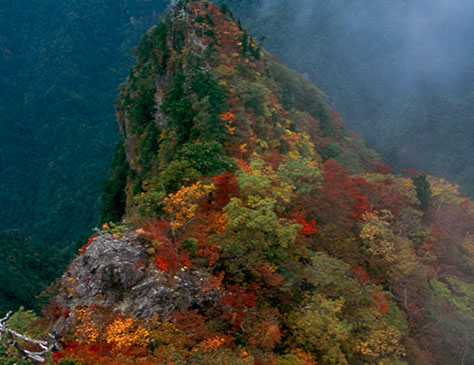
[428,175,474,214]
[461,233,474,268]
[104,317,149,350]
[360,210,397,262]
[147,316,197,360]
[429,176,462,200]
[360,210,418,279]
[356,326,405,363]
[74,307,99,345]
[163,181,215,231]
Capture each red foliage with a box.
[203,272,225,291]
[360,176,408,215]
[350,194,372,221]
[261,149,286,170]
[402,168,421,178]
[255,265,285,287]
[373,163,393,175]
[306,160,372,229]
[52,341,154,365]
[42,301,70,321]
[52,342,114,364]
[431,263,462,277]
[154,241,190,275]
[143,220,190,275]
[426,195,473,267]
[371,294,389,314]
[79,236,95,254]
[197,244,220,267]
[211,172,239,208]
[144,220,170,241]
[52,342,78,363]
[134,259,146,270]
[291,211,318,235]
[348,264,371,283]
[221,284,257,329]
[154,257,168,272]
[330,109,344,129]
[172,310,209,341]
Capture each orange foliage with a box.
[104,316,149,351]
[187,209,227,243]
[199,335,227,353]
[74,307,99,345]
[203,272,225,291]
[235,158,250,172]
[219,112,236,122]
[293,349,319,365]
[79,236,95,254]
[249,322,282,350]
[220,112,236,135]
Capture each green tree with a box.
[412,173,432,211]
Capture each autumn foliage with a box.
[39,2,474,365]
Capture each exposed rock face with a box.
[51,232,221,335]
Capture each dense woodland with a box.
[0,0,168,311]
[0,0,472,315]
[0,2,471,364]
[217,0,474,196]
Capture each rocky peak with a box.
[51,230,221,337]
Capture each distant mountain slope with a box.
[217,0,474,196]
[0,0,168,312]
[0,0,167,246]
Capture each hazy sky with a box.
[258,0,473,91]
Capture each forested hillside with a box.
[0,0,168,311]
[0,0,472,342]
[0,0,168,246]
[217,0,474,196]
[0,2,470,364]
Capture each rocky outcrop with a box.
[51,231,221,335]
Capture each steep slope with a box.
[216,0,474,196]
[4,2,471,365]
[1,0,470,321]
[101,0,378,222]
[0,0,167,252]
[0,0,168,312]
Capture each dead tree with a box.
[0,311,57,363]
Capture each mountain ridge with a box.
[0,2,472,364]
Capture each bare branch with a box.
[0,311,58,363]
